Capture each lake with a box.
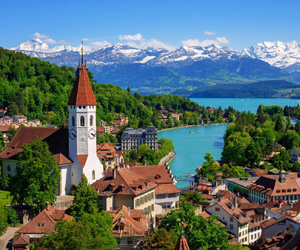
[159,98,300,189]
[190,98,300,113]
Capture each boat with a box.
[189,131,194,134]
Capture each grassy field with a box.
[0,190,11,207]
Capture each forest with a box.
[222,104,300,172]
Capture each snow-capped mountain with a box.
[242,41,300,69]
[9,39,298,93]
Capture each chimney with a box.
[233,197,238,208]
[126,164,130,169]
[143,160,147,166]
[46,201,49,211]
[113,169,117,179]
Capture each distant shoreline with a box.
[158,123,229,132]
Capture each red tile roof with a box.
[12,233,30,247]
[175,231,190,250]
[68,65,97,106]
[17,205,72,234]
[0,127,72,165]
[97,143,117,160]
[108,205,148,237]
[91,167,157,196]
[77,154,88,168]
[155,183,180,195]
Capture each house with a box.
[0,121,10,143]
[108,205,148,250]
[16,203,72,239]
[91,166,157,223]
[3,116,13,124]
[171,113,182,122]
[260,214,300,242]
[291,147,300,163]
[247,172,300,203]
[97,126,105,136]
[97,143,124,169]
[0,63,104,195]
[206,198,251,244]
[27,119,41,127]
[12,115,27,123]
[0,109,6,118]
[129,165,180,212]
[12,233,30,250]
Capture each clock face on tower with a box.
[88,128,96,140]
[69,128,77,140]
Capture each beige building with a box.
[206,199,251,244]
[97,143,124,169]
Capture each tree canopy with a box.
[159,201,230,250]
[69,174,98,219]
[9,138,60,211]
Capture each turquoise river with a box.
[158,98,300,189]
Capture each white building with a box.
[0,64,103,195]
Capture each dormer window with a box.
[293,188,297,192]
[276,190,280,193]
[120,224,124,231]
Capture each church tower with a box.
[68,53,103,186]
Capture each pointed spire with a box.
[81,41,84,65]
[68,64,97,106]
[175,227,190,250]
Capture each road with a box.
[0,226,22,250]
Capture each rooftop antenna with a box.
[81,40,84,65]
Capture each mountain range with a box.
[9,39,300,94]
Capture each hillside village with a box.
[2,61,300,250]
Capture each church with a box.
[0,62,104,196]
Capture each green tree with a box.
[42,212,116,250]
[0,206,8,236]
[9,138,60,211]
[137,144,150,157]
[0,132,5,151]
[245,141,261,167]
[280,130,300,150]
[180,191,205,205]
[142,228,177,250]
[160,201,230,250]
[7,102,19,116]
[69,174,98,219]
[270,149,291,171]
[5,206,19,225]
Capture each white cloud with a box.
[43,38,57,44]
[204,30,216,36]
[216,36,230,44]
[82,38,89,41]
[182,36,230,47]
[119,33,143,41]
[126,38,176,51]
[90,40,111,48]
[33,32,48,39]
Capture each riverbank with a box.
[159,150,176,165]
[158,123,230,132]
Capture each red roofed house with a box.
[108,205,148,250]
[97,143,124,169]
[12,233,30,250]
[129,165,180,213]
[91,166,157,223]
[247,172,300,204]
[16,203,72,240]
[0,63,104,195]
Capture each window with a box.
[7,165,11,172]
[90,115,93,126]
[80,116,85,126]
[215,207,220,212]
[151,204,154,211]
[79,106,81,109]
[38,223,40,227]
[72,116,75,126]
[230,217,233,222]
[120,224,124,230]
[92,170,95,180]
[127,238,133,244]
[230,224,233,229]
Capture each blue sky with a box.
[1,0,300,51]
